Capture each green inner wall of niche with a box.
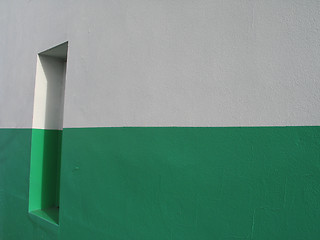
[29,129,62,225]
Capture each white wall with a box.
[1,0,320,128]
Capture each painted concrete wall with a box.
[0,0,320,128]
[1,1,320,240]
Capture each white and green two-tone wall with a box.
[1,1,320,239]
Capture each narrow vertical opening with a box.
[29,42,68,225]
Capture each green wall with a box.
[1,127,320,239]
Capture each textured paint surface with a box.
[1,127,320,239]
[1,1,320,239]
[1,1,320,128]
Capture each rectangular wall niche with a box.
[29,42,68,225]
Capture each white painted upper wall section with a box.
[1,0,320,128]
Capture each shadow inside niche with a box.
[31,207,59,225]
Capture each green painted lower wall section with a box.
[1,127,320,239]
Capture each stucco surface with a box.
[1,0,320,127]
[1,127,320,239]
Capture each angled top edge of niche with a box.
[39,42,68,61]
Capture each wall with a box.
[1,1,320,239]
